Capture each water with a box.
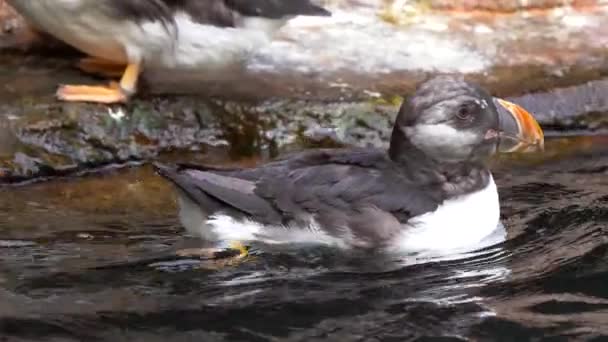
[1,136,607,341]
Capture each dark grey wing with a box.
[255,164,441,219]
[157,148,443,248]
[160,0,237,26]
[104,0,329,28]
[154,163,283,224]
[223,0,331,18]
[106,1,233,27]
[254,163,443,247]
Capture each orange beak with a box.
[493,98,544,153]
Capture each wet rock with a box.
[146,3,608,99]
[426,0,598,12]
[0,83,399,183]
[0,0,76,52]
[0,0,38,50]
[2,68,608,184]
[2,1,608,98]
[1,1,608,182]
[506,79,608,131]
[0,0,18,35]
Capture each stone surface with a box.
[2,55,608,184]
[426,0,601,11]
[1,0,608,183]
[3,0,608,98]
[0,0,29,49]
[146,3,608,99]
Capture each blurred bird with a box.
[6,0,331,103]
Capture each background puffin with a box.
[154,76,545,255]
[6,0,331,103]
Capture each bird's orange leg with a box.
[176,241,251,269]
[56,62,141,104]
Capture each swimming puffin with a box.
[6,0,331,104]
[154,76,544,255]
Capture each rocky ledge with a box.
[1,0,608,183]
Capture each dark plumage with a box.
[223,0,331,18]
[156,149,446,247]
[155,76,544,251]
[106,0,330,28]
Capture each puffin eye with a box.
[455,103,475,121]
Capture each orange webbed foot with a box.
[56,63,141,104]
[56,82,129,104]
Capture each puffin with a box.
[6,0,331,104]
[154,76,544,255]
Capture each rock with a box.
[0,0,76,52]
[1,0,608,183]
[426,0,596,12]
[3,1,608,98]
[0,0,36,50]
[2,58,608,184]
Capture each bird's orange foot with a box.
[56,82,130,104]
[77,57,125,78]
[176,241,252,270]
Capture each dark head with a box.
[389,76,544,165]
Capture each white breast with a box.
[167,13,274,69]
[10,3,281,69]
[389,175,501,253]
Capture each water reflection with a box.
[1,135,608,340]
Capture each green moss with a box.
[367,94,403,107]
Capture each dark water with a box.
[1,136,608,341]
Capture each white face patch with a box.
[404,123,479,161]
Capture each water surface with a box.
[1,135,608,341]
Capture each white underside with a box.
[388,175,501,253]
[13,4,279,69]
[163,16,278,69]
[177,193,349,249]
[176,175,502,254]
